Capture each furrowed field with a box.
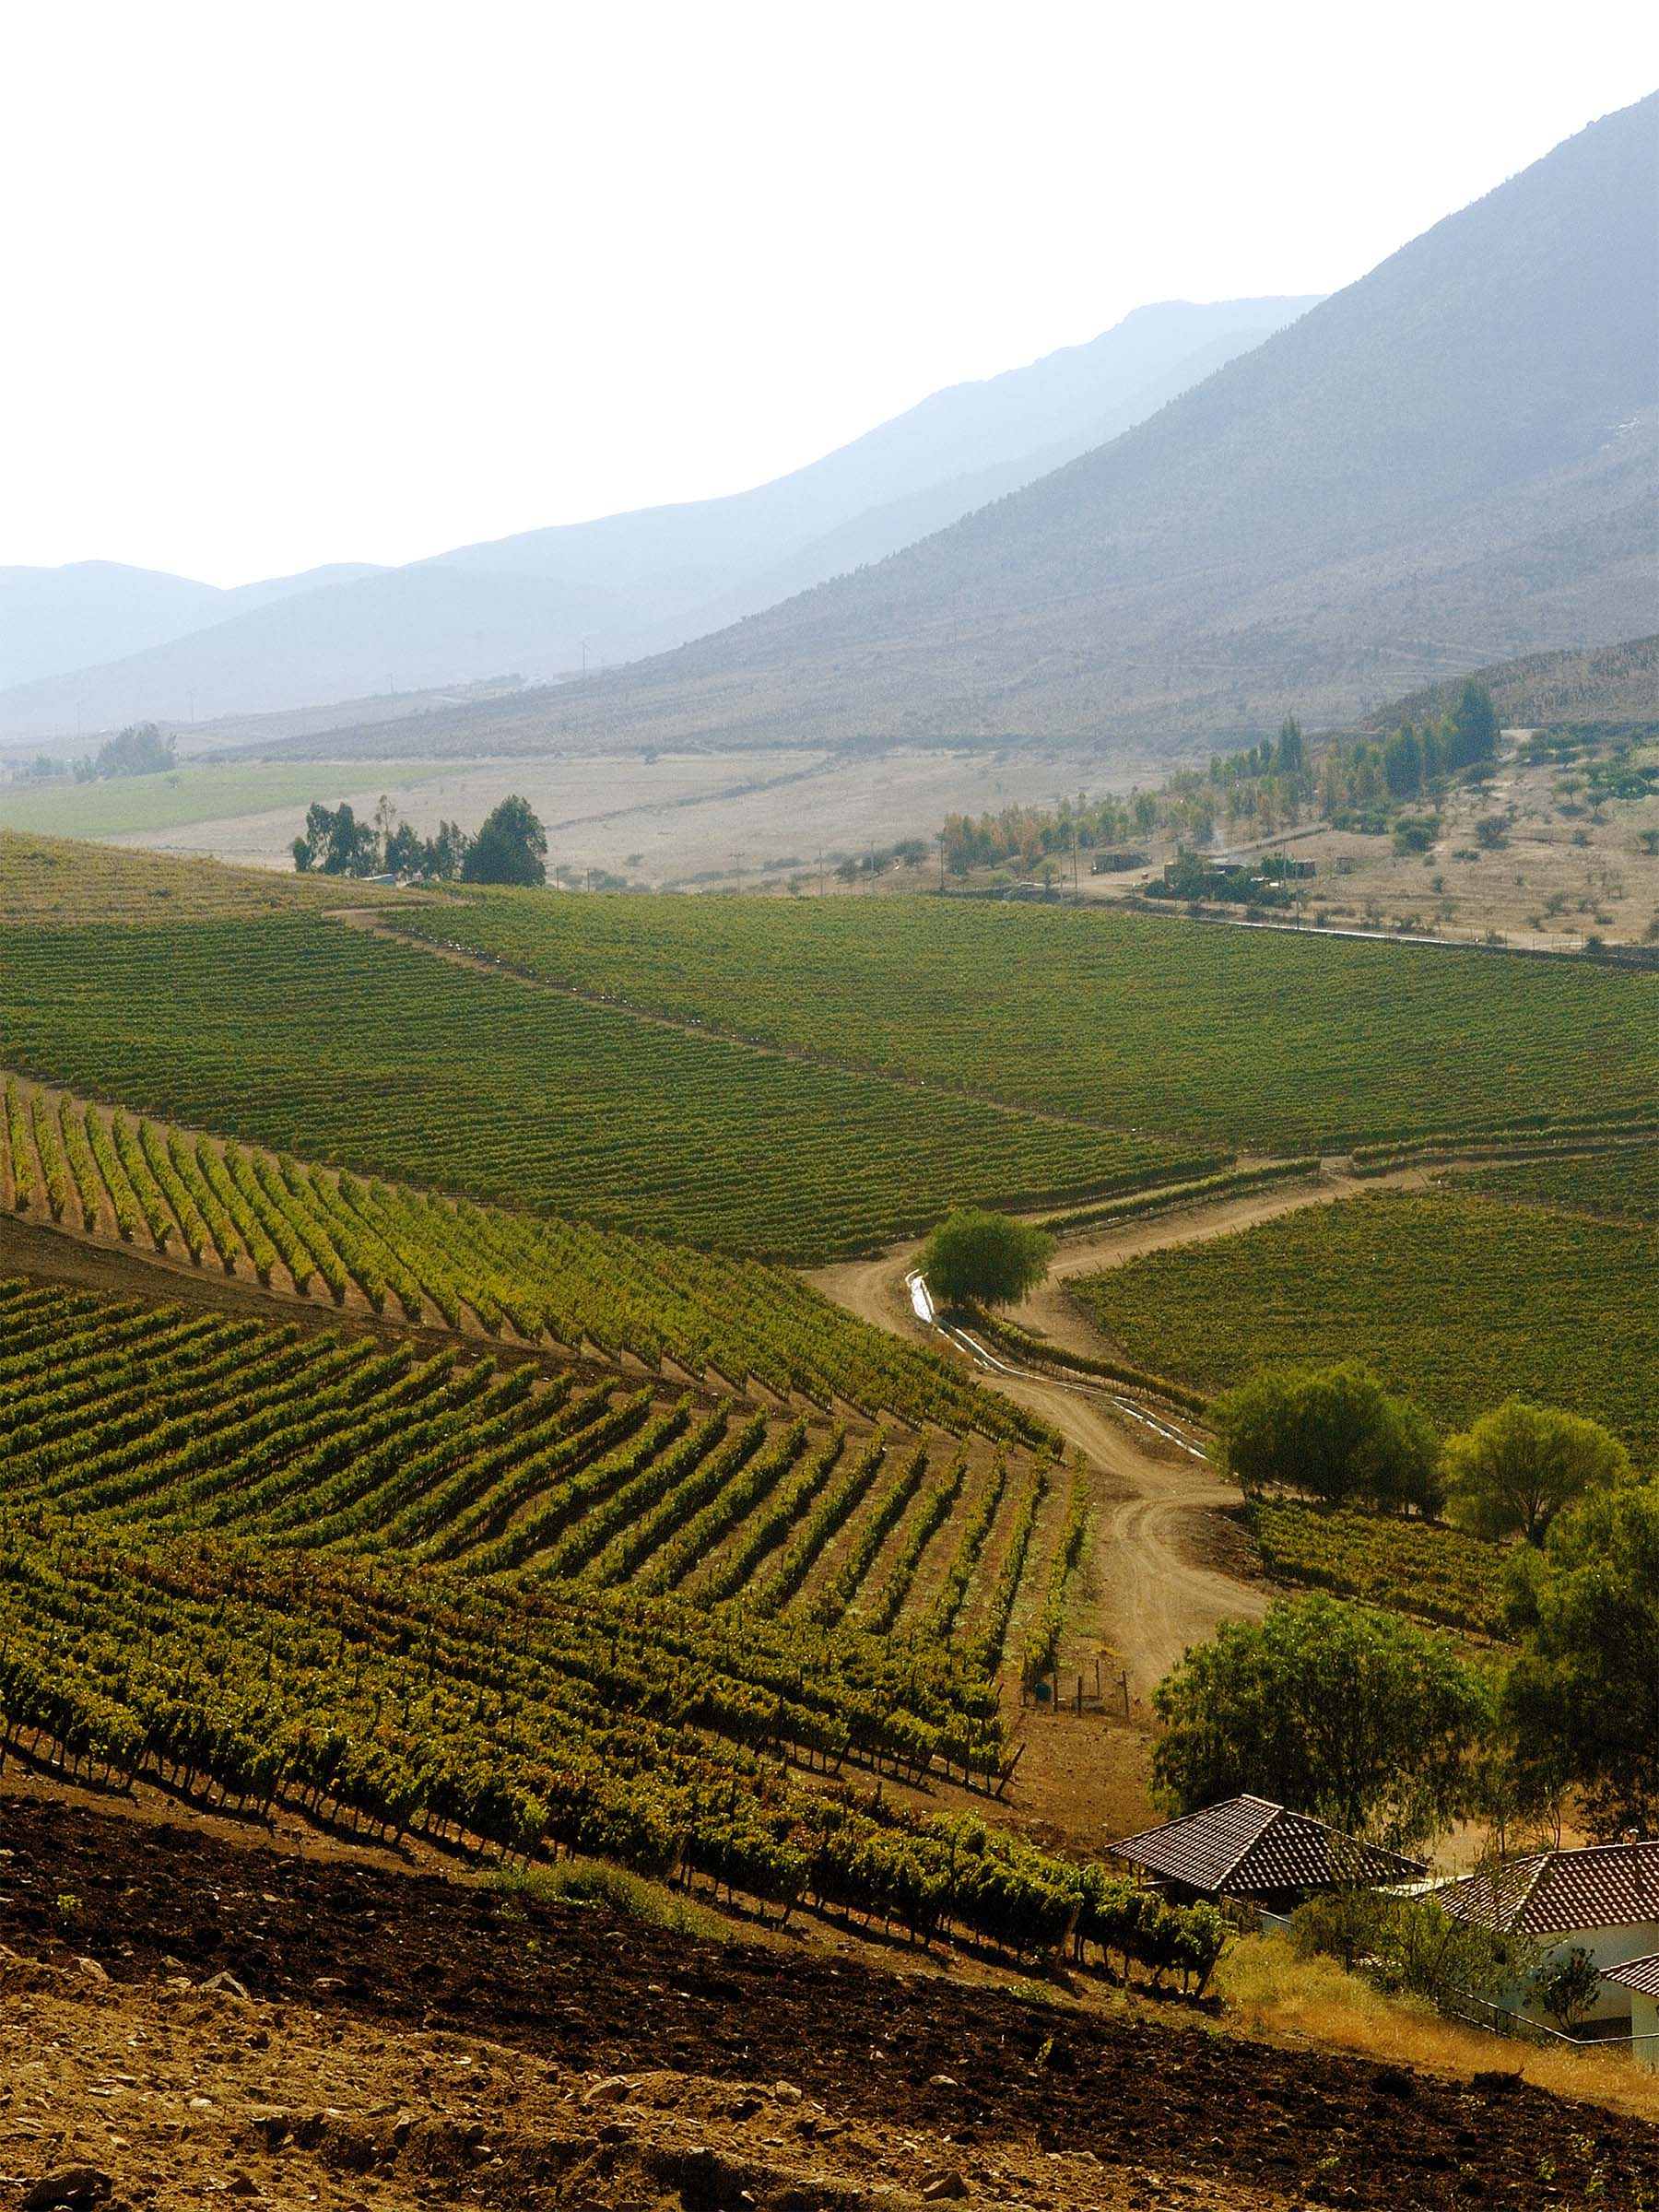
[1072,1187,1659,1461]
[0,919,1200,1257]
[396,888,1659,1152]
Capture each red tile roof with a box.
[1605,1952,1659,2000]
[1112,1795,1425,1897]
[1438,1841,1659,1936]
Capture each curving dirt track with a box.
[805,1171,1460,1696]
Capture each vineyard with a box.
[394,888,1659,1153]
[1071,1188,1659,1462]
[0,1280,1076,1663]
[1249,1500,1511,1638]
[0,1073,1046,1441]
[0,918,1201,1256]
[1459,1147,1659,1222]
[0,1274,1186,1968]
[0,827,402,924]
[0,1512,1218,1975]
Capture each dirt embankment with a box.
[3,1794,1653,2211]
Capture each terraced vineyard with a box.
[0,1509,1220,1972]
[0,919,1202,1256]
[1250,1500,1511,1638]
[0,1281,1069,1669]
[398,888,1659,1152]
[1073,1187,1659,1462]
[0,1275,1150,1959]
[0,1073,1043,1441]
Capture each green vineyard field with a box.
[0,1074,1043,1441]
[0,919,1199,1256]
[1072,1189,1659,1462]
[1460,1148,1659,1222]
[398,888,1659,1154]
[0,827,400,924]
[0,1280,1061,1663]
[0,1275,1184,1962]
[0,1510,1219,1972]
[1250,1500,1511,1638]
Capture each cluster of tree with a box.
[1167,1373,1656,1844]
[1213,1363,1634,1543]
[1156,1455,1658,1847]
[936,683,1500,875]
[15,722,177,785]
[291,794,547,887]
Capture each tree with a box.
[291,800,378,877]
[1451,679,1499,769]
[1211,1362,1441,1514]
[1531,1946,1602,2030]
[1150,1593,1492,1850]
[1276,715,1305,775]
[1502,1479,1659,1834]
[917,1208,1054,1309]
[462,794,547,886]
[1443,1399,1631,1545]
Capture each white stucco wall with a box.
[1510,1922,1659,2029]
[1631,1993,1659,2072]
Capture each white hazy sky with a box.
[2,1,1653,586]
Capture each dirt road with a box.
[809,1248,1272,1691]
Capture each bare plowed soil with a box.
[2,1796,1653,2210]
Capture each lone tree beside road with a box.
[918,1208,1054,1309]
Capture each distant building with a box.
[1112,1794,1425,1918]
[1437,1840,1659,2037]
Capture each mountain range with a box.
[437,91,1651,760]
[7,95,1653,762]
[0,298,1315,741]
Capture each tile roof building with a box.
[1111,1795,1425,1911]
[1438,1841,1659,2039]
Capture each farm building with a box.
[1112,1794,1424,1917]
[1602,1955,1659,2069]
[1436,1839,1659,2038]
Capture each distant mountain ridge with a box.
[0,560,384,699]
[0,298,1317,739]
[491,93,1656,759]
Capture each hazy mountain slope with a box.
[0,565,630,734]
[0,298,1313,737]
[0,562,225,693]
[516,94,1657,757]
[0,559,386,699]
[435,299,1321,598]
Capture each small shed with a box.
[1111,1794,1426,1917]
[1437,1840,1659,2034]
[1602,1954,1659,2069]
